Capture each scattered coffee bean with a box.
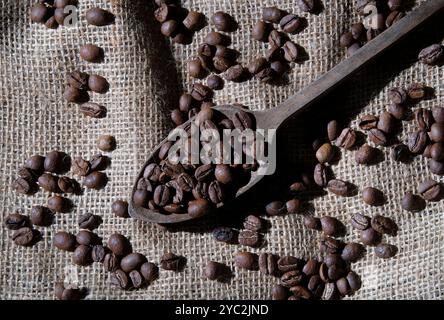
[415,108,434,131]
[359,114,378,130]
[234,251,258,270]
[297,0,315,12]
[212,227,237,243]
[283,41,299,62]
[238,229,260,247]
[12,177,34,195]
[86,8,114,26]
[362,187,384,206]
[432,107,444,124]
[320,216,345,237]
[205,261,228,280]
[279,14,302,34]
[258,253,279,276]
[103,253,120,272]
[355,144,378,165]
[243,215,263,232]
[375,243,398,259]
[262,7,284,23]
[83,171,107,190]
[314,163,330,187]
[30,4,51,23]
[24,154,45,173]
[340,32,355,48]
[204,31,230,46]
[188,199,213,218]
[281,270,303,288]
[277,256,302,273]
[58,176,79,194]
[120,253,147,273]
[286,198,301,214]
[55,282,83,300]
[418,179,442,201]
[67,71,89,90]
[80,44,103,63]
[76,230,99,246]
[341,243,366,262]
[211,11,236,32]
[430,159,444,175]
[72,244,93,266]
[78,212,101,230]
[335,128,356,149]
[47,195,71,213]
[377,111,396,134]
[368,128,388,146]
[360,228,382,246]
[389,87,407,105]
[430,123,444,142]
[182,11,204,31]
[108,233,132,256]
[97,135,116,152]
[401,192,426,212]
[206,75,224,90]
[140,262,159,283]
[371,215,398,236]
[5,213,29,230]
[12,227,36,246]
[392,144,411,162]
[111,200,129,218]
[316,143,334,163]
[327,179,353,197]
[129,270,144,289]
[320,236,345,254]
[418,44,443,65]
[111,269,130,290]
[272,284,289,300]
[38,173,60,193]
[30,205,53,226]
[224,64,246,82]
[44,150,69,173]
[79,102,107,118]
[303,215,321,231]
[389,103,409,120]
[88,74,109,93]
[53,231,76,251]
[430,143,444,161]
[160,252,185,271]
[190,83,213,101]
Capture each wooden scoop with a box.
[130,0,444,224]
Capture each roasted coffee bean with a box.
[154,4,179,23]
[79,102,107,118]
[89,153,108,172]
[44,150,69,173]
[97,135,116,152]
[401,192,426,212]
[188,198,213,218]
[12,227,36,246]
[415,108,434,131]
[80,44,103,63]
[418,44,443,65]
[418,179,442,201]
[279,14,302,34]
[86,8,114,26]
[204,31,230,46]
[58,176,78,194]
[281,270,303,288]
[286,198,301,214]
[25,154,45,172]
[270,60,288,76]
[355,144,378,165]
[190,83,212,101]
[430,159,444,175]
[252,20,271,42]
[388,87,407,105]
[172,32,193,45]
[430,123,444,142]
[120,253,147,272]
[243,215,263,231]
[386,10,404,28]
[268,30,287,47]
[232,110,254,130]
[248,57,268,75]
[76,230,99,246]
[377,111,396,133]
[392,144,411,162]
[12,177,34,195]
[103,253,120,272]
[359,114,378,130]
[108,233,132,256]
[424,144,433,158]
[53,231,76,251]
[368,128,388,146]
[152,185,170,206]
[371,215,398,236]
[160,252,185,271]
[83,171,107,189]
[30,205,53,226]
[213,164,233,185]
[320,216,345,237]
[430,143,444,161]
[265,201,287,216]
[182,11,204,31]
[78,213,101,230]
[362,187,384,206]
[360,228,382,246]
[302,259,319,276]
[350,22,365,41]
[18,167,37,181]
[272,284,289,300]
[375,244,398,259]
[192,181,209,200]
[265,45,283,62]
[326,120,340,141]
[389,103,409,120]
[111,269,130,290]
[207,75,224,90]
[316,143,334,164]
[111,200,129,218]
[303,215,321,230]
[340,32,355,48]
[259,253,279,276]
[324,254,346,268]
[289,286,312,300]
[205,261,228,280]
[255,67,275,82]
[319,236,345,254]
[72,244,93,266]
[327,179,353,197]
[238,229,260,247]
[341,243,366,262]
[133,189,149,208]
[432,107,444,124]
[346,271,362,293]
[5,213,29,230]
[282,41,299,62]
[64,85,87,103]
[187,58,206,79]
[72,157,90,176]
[38,173,60,193]
[335,128,356,149]
[55,283,83,301]
[277,256,302,273]
[208,181,226,204]
[212,227,237,243]
[67,71,89,90]
[54,8,70,25]
[211,11,235,32]
[224,64,246,82]
[129,270,144,289]
[262,6,284,23]
[308,275,324,297]
[47,195,71,213]
[407,130,428,154]
[235,251,258,270]
[328,263,347,281]
[30,4,51,23]
[407,83,427,100]
[140,262,159,283]
[297,0,315,12]
[179,93,195,112]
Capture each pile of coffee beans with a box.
[30,0,77,29]
[133,107,256,217]
[154,1,205,45]
[340,0,408,55]
[250,6,306,82]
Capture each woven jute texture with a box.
[1,0,443,299]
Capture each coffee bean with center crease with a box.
[297,0,315,12]
[262,6,284,23]
[38,173,60,193]
[79,102,107,118]
[418,179,443,201]
[83,171,107,189]
[78,213,102,231]
[368,128,388,146]
[103,253,120,272]
[362,187,384,206]
[350,213,370,231]
[12,177,34,195]
[160,252,185,271]
[111,269,130,290]
[190,83,212,101]
[401,192,426,212]
[120,253,147,272]
[319,236,345,254]
[12,227,36,246]
[327,179,353,197]
[277,256,302,273]
[252,20,271,42]
[415,108,434,131]
[320,216,345,237]
[86,8,114,26]
[47,195,71,212]
[224,64,246,82]
[418,44,443,65]
[302,259,319,276]
[282,41,298,62]
[211,11,236,32]
[72,157,90,176]
[268,30,287,47]
[183,11,204,31]
[53,231,77,251]
[243,215,263,231]
[377,111,396,134]
[371,215,398,236]
[80,44,103,63]
[67,71,89,90]
[406,83,426,101]
[30,205,53,226]
[388,87,407,105]
[5,213,29,230]
[407,130,428,154]
[375,244,398,259]
[194,164,214,182]
[303,215,321,230]
[238,229,260,247]
[44,150,69,173]
[272,284,289,300]
[281,270,303,288]
[248,57,268,74]
[128,270,144,289]
[58,176,79,194]
[258,253,279,276]
[212,227,237,243]
[286,198,300,214]
[18,167,37,181]
[108,233,132,256]
[392,144,411,162]
[266,45,284,61]
[140,262,159,283]
[72,244,93,266]
[341,243,366,262]
[360,228,382,246]
[359,115,378,130]
[335,128,356,149]
[355,144,378,165]
[25,155,45,173]
[280,14,302,34]
[208,180,226,204]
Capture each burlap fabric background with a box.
[1,0,443,299]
